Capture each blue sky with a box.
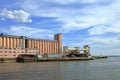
[0,0,120,55]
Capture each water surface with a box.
[0,57,120,80]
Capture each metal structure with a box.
[63,45,90,57]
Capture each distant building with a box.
[63,45,90,57]
[0,33,62,58]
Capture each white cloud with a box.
[58,15,109,33]
[21,0,120,34]
[0,9,32,22]
[89,22,120,34]
[45,0,78,5]
[1,18,5,21]
[44,0,107,5]
[68,35,120,55]
[70,36,120,47]
[3,26,55,39]
[88,26,108,35]
[87,37,120,45]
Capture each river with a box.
[0,57,120,80]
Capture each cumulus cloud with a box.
[0,9,32,22]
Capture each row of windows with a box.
[0,51,25,53]
[0,51,37,53]
[0,51,38,53]
[0,47,24,49]
[0,48,38,50]
[0,53,37,56]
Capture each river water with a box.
[0,57,120,80]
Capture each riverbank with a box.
[0,56,107,63]
[0,58,16,63]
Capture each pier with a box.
[16,57,94,62]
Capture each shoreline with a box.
[0,56,107,63]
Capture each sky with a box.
[0,0,120,55]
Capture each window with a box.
[4,51,7,53]
[9,51,12,53]
[0,54,3,56]
[13,54,16,56]
[4,55,7,56]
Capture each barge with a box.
[16,54,38,62]
[16,54,94,62]
[92,56,108,59]
[37,57,94,62]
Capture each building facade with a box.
[0,33,62,58]
[0,47,39,58]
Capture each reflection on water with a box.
[0,57,120,80]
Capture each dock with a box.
[37,57,94,62]
[15,54,107,62]
[16,57,94,62]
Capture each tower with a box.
[54,33,62,54]
[84,45,90,57]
